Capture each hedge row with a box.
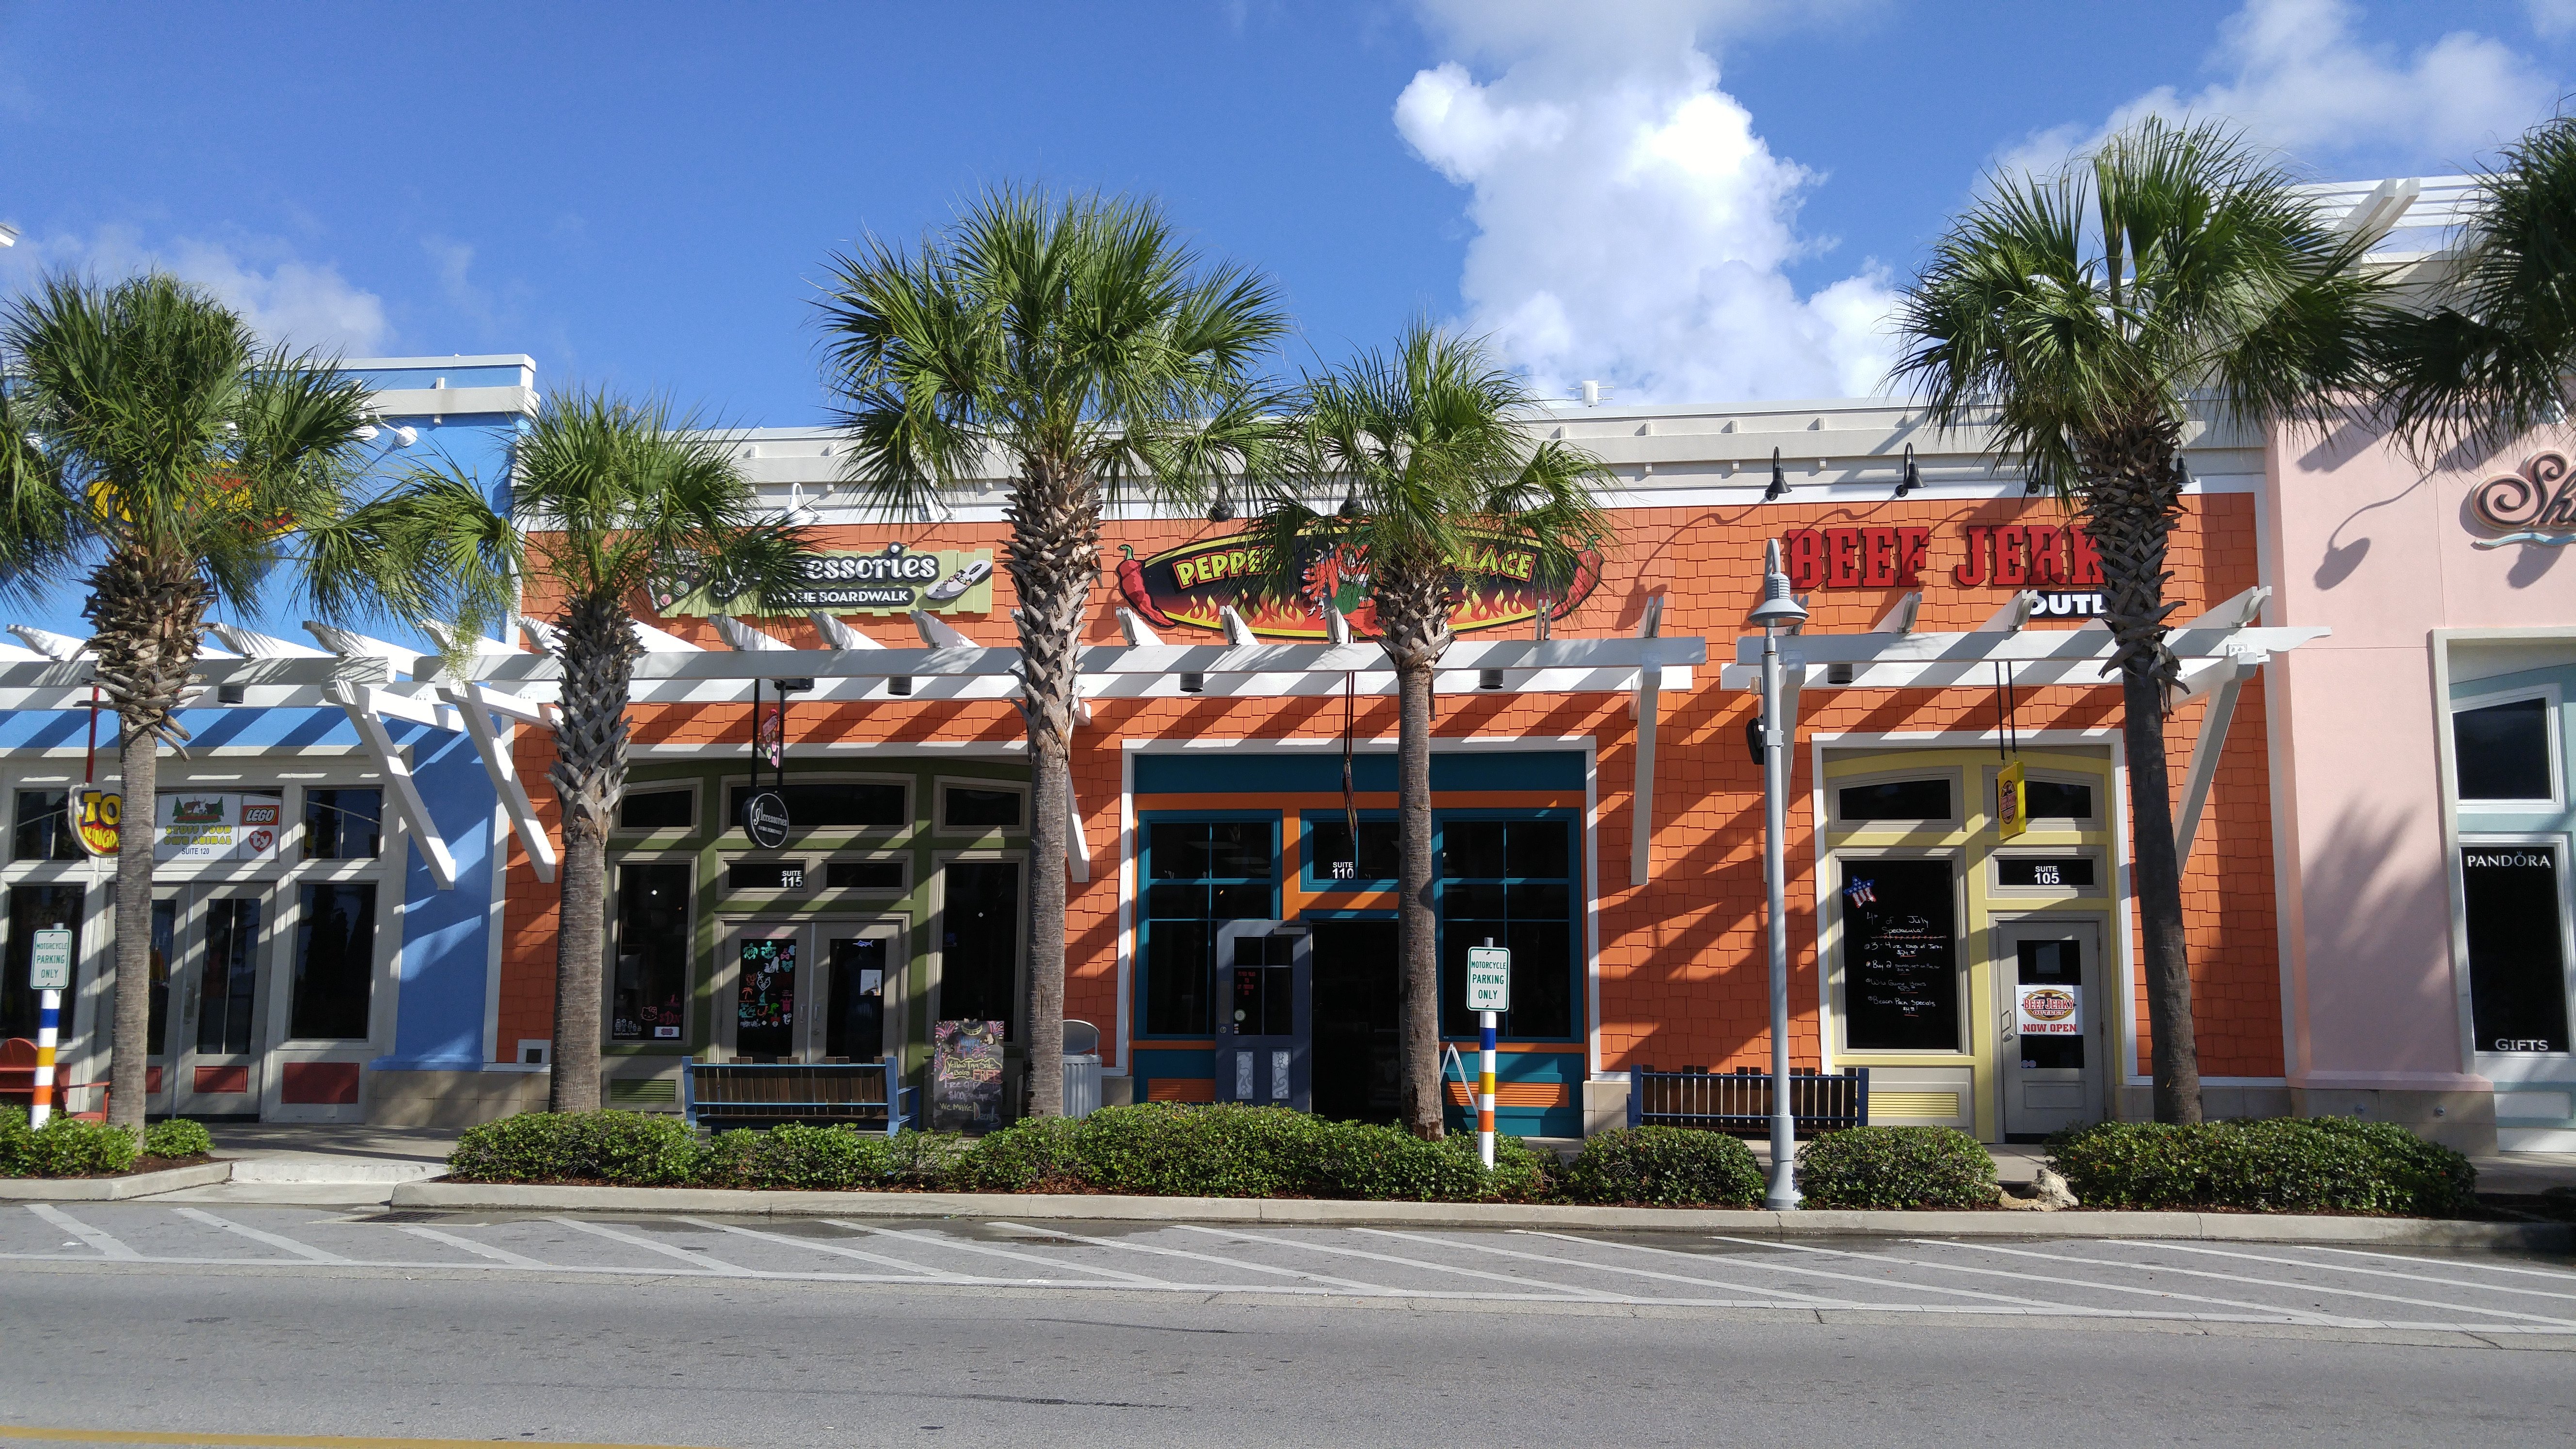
[0,1108,216,1177]
[444,1108,2481,1217]
[2047,1118,2477,1217]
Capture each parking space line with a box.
[399,1225,552,1268]
[1912,1239,2576,1328]
[173,1208,352,1265]
[2308,1244,2576,1284]
[1174,1224,1624,1299]
[27,1206,140,1260]
[1369,1229,1860,1306]
[681,1219,972,1279]
[551,1219,752,1275]
[984,1221,1398,1295]
[2114,1240,2576,1307]
[1706,1236,2340,1322]
[821,1221,1174,1286]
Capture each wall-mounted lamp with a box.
[1478,668,1505,691]
[1338,482,1362,521]
[1179,671,1206,694]
[356,420,419,448]
[1762,447,1787,502]
[1893,443,1919,498]
[1208,481,1235,524]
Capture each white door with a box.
[1997,919,2105,1140]
[171,890,269,1116]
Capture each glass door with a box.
[1997,919,2105,1140]
[171,892,268,1116]
[1213,919,1311,1110]
[725,924,806,1062]
[817,922,903,1064]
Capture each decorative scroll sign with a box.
[2470,451,2576,548]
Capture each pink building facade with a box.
[2267,419,2576,1153]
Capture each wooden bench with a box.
[0,1037,110,1122]
[1626,1064,1870,1135]
[680,1057,915,1136]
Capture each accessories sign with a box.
[655,544,996,617]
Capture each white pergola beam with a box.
[1733,624,2324,668]
[911,610,974,649]
[1630,593,1665,888]
[1065,763,1089,883]
[329,681,458,890]
[440,681,558,884]
[305,622,421,666]
[714,615,794,651]
[210,623,331,659]
[10,626,89,661]
[1974,590,2039,634]
[2174,648,2268,866]
[1116,609,1163,646]
[1870,591,1923,636]
[810,612,884,650]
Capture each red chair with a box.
[0,1036,113,1120]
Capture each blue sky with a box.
[0,0,2570,642]
[6,0,2569,423]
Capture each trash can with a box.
[1062,1018,1103,1118]
[1063,1053,1103,1118]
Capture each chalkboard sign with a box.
[1841,858,1959,1051]
[735,936,796,1059]
[931,1019,1007,1131]
[2462,846,2572,1053]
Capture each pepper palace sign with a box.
[1782,522,2107,616]
[1114,529,1603,641]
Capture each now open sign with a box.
[1465,946,1511,1013]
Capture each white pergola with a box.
[1717,585,2325,864]
[0,604,1707,892]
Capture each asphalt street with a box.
[0,1205,2570,1448]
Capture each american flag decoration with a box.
[1844,877,1877,907]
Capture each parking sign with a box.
[1465,945,1511,1012]
[30,928,71,991]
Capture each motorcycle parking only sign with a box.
[1465,946,1512,1013]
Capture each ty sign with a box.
[1465,945,1512,1013]
[29,927,71,991]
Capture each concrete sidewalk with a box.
[160,1123,462,1207]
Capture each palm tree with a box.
[408,391,808,1111]
[1244,326,1606,1139]
[2376,114,2576,457]
[1891,118,2389,1123]
[0,272,484,1129]
[815,188,1288,1119]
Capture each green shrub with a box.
[956,1114,1090,1191]
[697,1124,909,1191]
[2049,1118,2476,1217]
[144,1118,214,1160]
[1561,1127,1765,1207]
[0,1112,139,1177]
[1796,1126,1996,1209]
[447,1111,704,1186]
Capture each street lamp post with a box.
[1747,540,1808,1210]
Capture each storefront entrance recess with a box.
[1309,917,1400,1122]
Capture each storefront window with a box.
[1840,858,1961,1051]
[725,781,906,831]
[618,789,694,830]
[289,883,375,1040]
[2455,697,2555,802]
[303,789,382,859]
[1143,820,1274,1035]
[1437,817,1576,1038]
[1838,778,1953,822]
[2023,779,2093,820]
[11,790,83,862]
[147,899,175,1051]
[612,864,691,1042]
[1307,816,1399,887]
[2461,845,2573,1054]
[1,885,83,1038]
[940,861,1023,1034]
[940,784,1024,831]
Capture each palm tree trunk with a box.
[2081,431,2202,1125]
[1377,564,1451,1141]
[85,549,209,1131]
[1006,458,1098,1119]
[109,726,157,1130]
[545,594,639,1114]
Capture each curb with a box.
[0,1160,236,1201]
[388,1180,2576,1249]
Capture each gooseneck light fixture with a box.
[1762,447,1787,502]
[1207,480,1235,524]
[1338,480,1363,521]
[1893,443,1919,498]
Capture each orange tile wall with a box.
[497,493,2285,1082]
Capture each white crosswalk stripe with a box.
[173,1207,352,1264]
[26,1204,139,1260]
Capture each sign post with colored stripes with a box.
[28,927,71,1127]
[1465,942,1511,1169]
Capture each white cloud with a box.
[1395,0,1899,404]
[0,225,389,356]
[2000,0,2557,180]
[2529,0,2576,40]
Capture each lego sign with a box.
[155,794,282,863]
[1781,523,2105,593]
